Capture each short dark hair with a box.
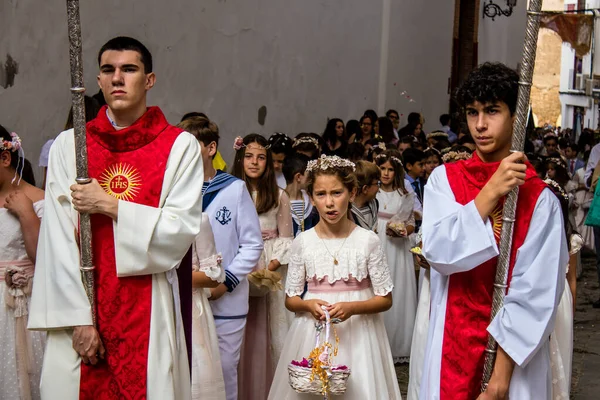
[282,153,310,184]
[407,112,421,125]
[181,112,208,122]
[363,109,379,124]
[346,142,366,162]
[399,135,415,146]
[177,117,219,154]
[440,114,451,126]
[566,142,578,152]
[456,62,519,115]
[98,36,153,73]
[402,148,426,166]
[543,135,558,144]
[386,109,399,118]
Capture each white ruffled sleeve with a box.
[195,253,226,283]
[271,190,294,265]
[285,234,306,297]
[365,231,394,296]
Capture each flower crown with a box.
[426,131,449,140]
[292,136,319,148]
[372,142,387,151]
[441,150,472,164]
[305,155,355,174]
[424,147,441,155]
[546,156,567,170]
[544,178,568,201]
[1,132,22,152]
[233,136,271,151]
[375,153,403,167]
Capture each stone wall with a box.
[531,0,564,127]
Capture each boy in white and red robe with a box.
[28,37,202,400]
[420,63,568,400]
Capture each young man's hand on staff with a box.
[475,151,528,221]
[70,178,119,220]
[72,325,105,365]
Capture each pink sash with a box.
[262,229,278,241]
[308,277,371,293]
[0,260,34,282]
[1,260,35,400]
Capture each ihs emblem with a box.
[99,163,142,201]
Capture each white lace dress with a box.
[268,227,402,399]
[376,189,417,363]
[550,234,582,400]
[0,200,46,400]
[239,189,294,400]
[191,213,226,400]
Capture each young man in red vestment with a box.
[29,37,202,400]
[419,63,568,400]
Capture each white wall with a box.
[0,0,455,183]
[478,0,528,68]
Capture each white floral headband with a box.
[375,153,403,168]
[544,178,568,201]
[546,156,567,170]
[441,150,472,164]
[372,142,387,151]
[424,147,441,155]
[292,136,319,148]
[306,154,355,174]
[233,136,270,151]
[426,131,449,140]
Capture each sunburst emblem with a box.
[490,205,503,243]
[99,163,142,201]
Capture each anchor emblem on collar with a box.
[216,206,232,225]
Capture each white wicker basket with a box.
[287,307,351,396]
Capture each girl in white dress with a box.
[268,155,402,400]
[0,128,46,400]
[233,134,294,400]
[192,213,226,400]
[545,179,580,400]
[375,150,417,363]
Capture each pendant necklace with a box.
[320,224,352,265]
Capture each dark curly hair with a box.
[456,62,519,115]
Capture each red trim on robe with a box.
[439,152,546,400]
[79,107,183,400]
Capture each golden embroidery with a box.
[490,205,503,243]
[99,163,142,201]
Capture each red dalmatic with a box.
[79,106,182,400]
[440,152,546,400]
